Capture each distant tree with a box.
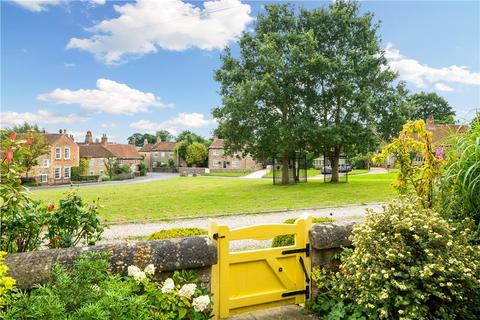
[127,133,157,147]
[185,142,208,167]
[174,131,210,165]
[155,130,174,142]
[7,123,49,178]
[103,157,116,179]
[407,92,456,124]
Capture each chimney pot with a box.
[143,138,148,146]
[156,136,161,143]
[59,129,62,134]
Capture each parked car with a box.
[339,164,352,173]
[321,166,332,174]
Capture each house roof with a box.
[431,124,469,145]
[79,144,114,158]
[44,133,74,145]
[209,138,224,149]
[139,141,176,152]
[105,144,142,159]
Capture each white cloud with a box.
[129,112,216,135]
[67,0,254,64]
[385,43,480,91]
[12,0,62,12]
[101,122,116,128]
[37,78,173,115]
[64,63,76,68]
[434,83,454,92]
[0,109,89,128]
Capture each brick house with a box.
[79,131,142,176]
[139,137,185,171]
[208,137,262,171]
[27,129,79,185]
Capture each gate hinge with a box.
[212,233,225,240]
[281,243,310,257]
[281,285,309,299]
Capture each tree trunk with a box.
[330,147,341,183]
[281,155,290,185]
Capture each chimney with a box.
[85,131,93,144]
[143,138,148,146]
[63,129,67,134]
[101,134,108,146]
[130,135,136,146]
[426,115,435,130]
[156,136,161,143]
[59,129,63,134]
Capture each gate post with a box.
[208,219,220,320]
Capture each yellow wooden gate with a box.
[208,214,312,319]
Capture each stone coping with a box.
[310,221,360,250]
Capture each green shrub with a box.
[311,201,480,319]
[439,124,480,237]
[272,217,334,247]
[147,228,207,240]
[0,252,15,307]
[138,162,148,176]
[2,253,212,320]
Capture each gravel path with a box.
[101,203,384,250]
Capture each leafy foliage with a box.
[439,124,480,236]
[46,193,104,248]
[2,253,212,320]
[138,162,148,176]
[0,252,15,307]
[147,228,207,240]
[272,217,333,247]
[185,142,208,167]
[407,92,456,124]
[373,120,443,208]
[0,131,104,252]
[310,201,480,319]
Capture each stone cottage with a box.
[139,137,184,171]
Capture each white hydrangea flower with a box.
[144,264,155,275]
[192,295,210,312]
[127,265,141,277]
[161,278,175,293]
[133,271,147,282]
[178,283,197,299]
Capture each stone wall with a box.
[178,167,209,176]
[6,236,217,290]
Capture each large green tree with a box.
[214,1,400,183]
[185,142,208,167]
[300,1,398,182]
[214,5,318,184]
[155,130,174,142]
[174,131,211,166]
[407,92,456,124]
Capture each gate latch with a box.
[212,233,225,240]
[281,243,310,257]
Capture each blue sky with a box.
[1,0,479,143]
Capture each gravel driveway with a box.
[102,203,384,250]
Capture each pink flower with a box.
[9,132,16,141]
[5,149,13,162]
[47,203,55,212]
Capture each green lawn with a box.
[31,173,396,223]
[349,169,370,175]
[203,172,249,177]
[262,168,321,178]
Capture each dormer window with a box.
[55,147,61,159]
[64,147,70,160]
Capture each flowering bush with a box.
[1,130,104,252]
[310,201,480,319]
[2,253,213,319]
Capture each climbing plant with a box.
[373,120,444,208]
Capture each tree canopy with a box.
[214,1,399,183]
[406,92,456,124]
[185,142,208,167]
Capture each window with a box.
[161,152,165,157]
[43,159,49,168]
[54,167,61,180]
[90,159,95,167]
[40,174,48,183]
[213,150,220,156]
[232,160,239,168]
[89,171,94,176]
[64,167,70,179]
[55,147,61,159]
[213,161,220,167]
[153,153,159,157]
[64,147,70,159]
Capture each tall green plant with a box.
[439,124,480,235]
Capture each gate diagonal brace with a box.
[299,256,310,284]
